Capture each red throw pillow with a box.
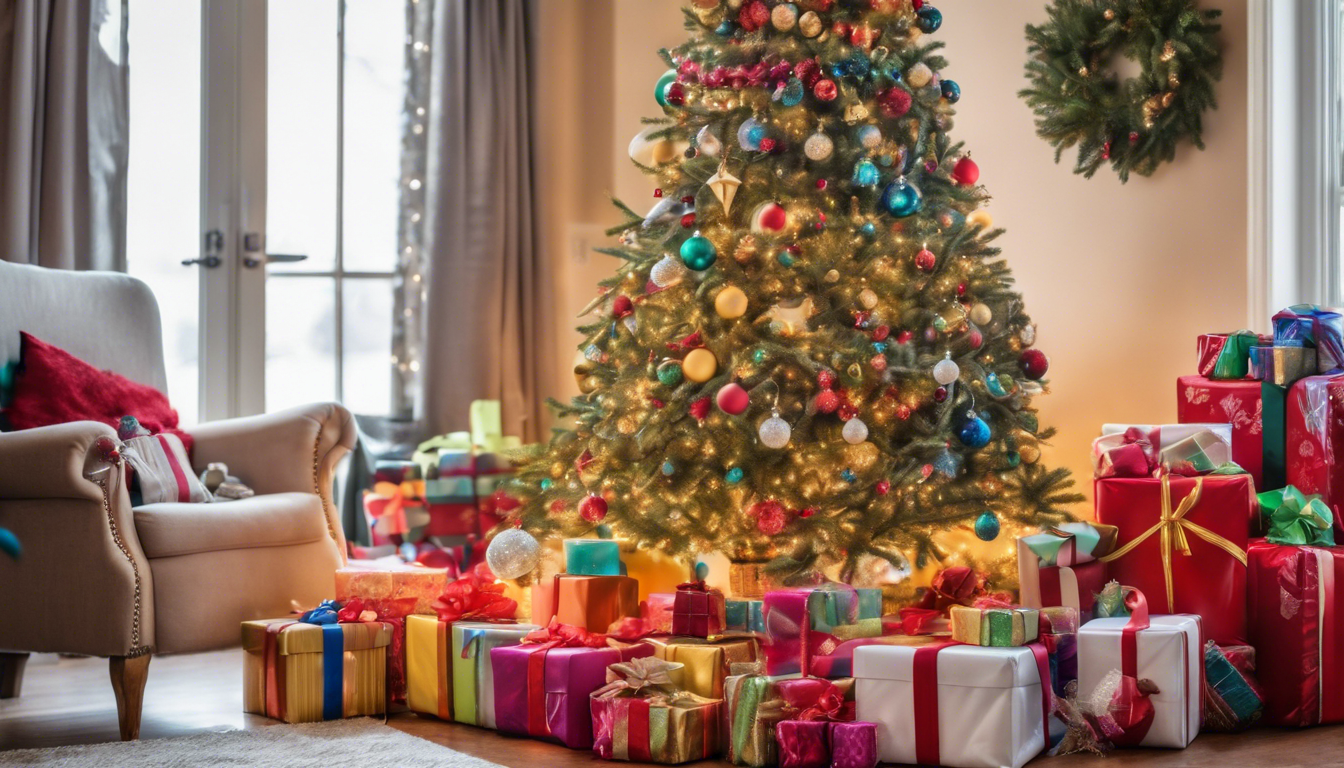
[3,332,192,451]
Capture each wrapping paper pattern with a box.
[335,564,448,618]
[404,617,536,726]
[949,606,1040,647]
[1286,375,1344,542]
[1246,540,1344,726]
[531,574,641,633]
[763,586,884,676]
[827,721,878,768]
[1251,345,1318,386]
[1272,304,1344,373]
[776,720,829,768]
[642,593,677,634]
[1177,375,1267,489]
[648,636,760,699]
[1198,331,1264,380]
[1202,641,1262,732]
[591,692,722,763]
[242,619,393,723]
[1039,607,1079,699]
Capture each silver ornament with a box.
[932,353,960,385]
[650,255,688,288]
[804,131,834,162]
[759,410,792,449]
[842,417,869,444]
[1020,323,1037,347]
[485,527,541,579]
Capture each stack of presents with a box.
[240,305,1344,767]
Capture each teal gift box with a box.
[424,476,475,504]
[808,586,882,632]
[564,539,622,576]
[725,599,764,633]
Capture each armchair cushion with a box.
[133,492,328,559]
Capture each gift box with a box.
[590,657,722,764]
[642,593,677,634]
[1094,474,1253,645]
[492,622,655,749]
[1286,375,1344,542]
[1016,524,1113,618]
[949,605,1039,647]
[242,617,393,723]
[335,561,448,617]
[1273,304,1344,373]
[853,641,1053,768]
[531,574,640,633]
[564,538,622,576]
[776,720,829,768]
[1202,641,1262,732]
[647,635,760,698]
[1094,425,1235,478]
[725,671,856,767]
[1246,539,1344,726]
[363,481,428,542]
[1251,345,1318,386]
[827,721,878,768]
[672,581,726,638]
[373,459,419,484]
[1177,375,1269,489]
[1039,607,1079,698]
[763,585,884,676]
[1077,587,1201,749]
[1198,331,1264,380]
[405,617,536,726]
[727,598,765,633]
[424,475,475,504]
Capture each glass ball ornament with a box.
[860,222,877,238]
[696,125,722,158]
[485,527,541,579]
[952,156,980,186]
[759,410,792,449]
[852,160,881,187]
[940,78,961,103]
[737,118,767,151]
[1006,450,1022,467]
[656,359,684,386]
[934,385,948,402]
[780,77,805,107]
[715,20,734,36]
[679,232,718,271]
[539,478,553,490]
[1019,349,1050,380]
[906,62,933,89]
[958,414,992,449]
[879,177,923,217]
[804,131,834,162]
[655,69,677,107]
[932,354,960,385]
[842,417,869,444]
[579,494,609,522]
[650,255,687,288]
[857,125,883,150]
[715,285,749,318]
[969,302,992,326]
[932,448,962,478]
[974,510,1001,541]
[726,467,744,483]
[750,202,789,233]
[917,6,943,33]
[986,372,1010,398]
[716,381,750,414]
[683,347,718,383]
[914,247,937,272]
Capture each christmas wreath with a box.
[1019,0,1222,182]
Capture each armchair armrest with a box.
[187,402,355,556]
[0,420,117,501]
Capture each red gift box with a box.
[1095,474,1253,645]
[1017,559,1108,618]
[1247,540,1344,726]
[425,502,479,537]
[1286,375,1344,543]
[1176,375,1264,489]
[672,582,726,638]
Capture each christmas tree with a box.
[509,0,1082,585]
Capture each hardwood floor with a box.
[2,650,1344,765]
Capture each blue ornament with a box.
[860,222,877,238]
[1006,451,1022,467]
[856,125,883,149]
[852,160,881,187]
[540,478,553,490]
[841,468,857,483]
[738,118,766,151]
[940,79,961,103]
[986,373,1009,398]
[753,348,767,364]
[726,467,744,484]
[0,527,19,559]
[957,415,992,449]
[781,78,805,107]
[917,6,943,33]
[661,460,675,476]
[932,449,962,478]
[871,341,888,353]
[777,250,796,267]
[655,69,677,107]
[680,233,718,270]
[879,177,923,217]
[694,560,710,580]
[715,20,735,36]
[974,510,1001,541]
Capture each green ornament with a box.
[777,250,796,267]
[1006,451,1021,467]
[680,233,718,271]
[657,359,684,386]
[933,316,948,332]
[655,69,677,107]
[753,348,767,364]
[974,510,1001,541]
[540,478,553,490]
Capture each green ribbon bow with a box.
[1259,486,1335,546]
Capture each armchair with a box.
[0,261,354,740]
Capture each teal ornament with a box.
[1006,450,1021,467]
[661,460,675,476]
[595,524,614,539]
[0,527,18,559]
[872,341,888,352]
[539,478,553,490]
[777,250,796,267]
[752,348,767,364]
[655,69,678,107]
[958,415,992,448]
[841,468,857,483]
[656,360,684,386]
[781,78,805,107]
[694,560,711,580]
[860,222,877,238]
[940,79,961,103]
[932,448,962,478]
[974,510,1001,541]
[726,467,744,484]
[917,6,943,33]
[852,160,881,187]
[680,232,718,270]
[738,118,766,151]
[715,20,734,36]
[879,177,923,217]
[986,373,1009,398]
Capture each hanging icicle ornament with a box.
[759,409,792,449]
[705,162,742,217]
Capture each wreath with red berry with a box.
[1018,0,1221,182]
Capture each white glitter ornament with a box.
[932,353,960,385]
[759,410,792,449]
[842,417,869,444]
[804,131,834,162]
[1020,324,1037,347]
[485,527,541,579]
[650,255,688,288]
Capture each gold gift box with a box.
[242,619,393,723]
[647,636,760,699]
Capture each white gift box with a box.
[1101,423,1232,447]
[1077,615,1201,748]
[853,643,1048,768]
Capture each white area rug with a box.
[0,719,504,767]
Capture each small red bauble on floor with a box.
[1019,348,1050,380]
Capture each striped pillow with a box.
[122,433,211,504]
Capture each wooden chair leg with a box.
[109,653,152,741]
[0,652,29,699]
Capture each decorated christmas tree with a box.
[507,0,1082,586]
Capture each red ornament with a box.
[813,79,838,102]
[872,325,890,341]
[798,507,817,518]
[794,59,821,87]
[716,382,750,415]
[832,21,852,38]
[739,0,770,31]
[968,329,983,349]
[876,480,890,495]
[549,499,566,514]
[896,330,913,344]
[654,189,663,198]
[1019,349,1050,380]
[680,213,696,228]
[815,389,841,414]
[759,138,777,153]
[871,354,888,371]
[755,203,788,232]
[815,178,828,190]
[677,60,700,80]
[818,369,837,389]
[924,326,939,343]
[611,295,633,318]
[681,195,695,204]
[877,87,912,119]
[579,494,608,522]
[1129,131,1140,143]
[854,311,871,328]
[896,405,913,420]
[951,156,980,186]
[956,283,967,296]
[575,449,594,473]
[838,402,858,421]
[911,0,924,8]
[649,398,665,409]
[934,386,948,402]
[915,248,937,272]
[849,24,881,49]
[689,396,712,422]
[665,83,686,107]
[749,500,789,535]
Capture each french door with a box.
[127,0,404,424]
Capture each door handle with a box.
[181,255,222,268]
[243,253,308,269]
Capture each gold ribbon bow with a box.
[1099,476,1247,613]
[593,656,684,699]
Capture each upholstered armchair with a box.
[0,261,353,739]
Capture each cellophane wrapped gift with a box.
[1017,522,1115,620]
[242,613,393,723]
[672,581,726,638]
[1198,332,1265,380]
[1286,375,1344,542]
[491,621,655,749]
[564,538,622,576]
[1202,642,1262,732]
[642,592,677,634]
[727,598,766,633]
[949,605,1039,647]
[405,618,536,725]
[1038,607,1079,699]
[647,635,760,698]
[1177,375,1268,489]
[1077,592,1202,749]
[853,641,1053,768]
[531,574,641,633]
[590,657,722,764]
[335,561,449,702]
[1273,304,1344,373]
[763,584,884,676]
[1095,423,1235,477]
[769,677,863,768]
[724,670,855,768]
[1093,474,1253,645]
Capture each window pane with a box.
[343,278,394,415]
[267,0,337,272]
[126,0,200,425]
[266,277,337,411]
[343,0,404,274]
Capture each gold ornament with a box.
[844,103,870,124]
[1160,40,1176,62]
[734,235,758,264]
[824,269,840,283]
[798,10,823,37]
[844,441,880,471]
[859,288,878,309]
[966,210,993,229]
[706,162,742,217]
[969,302,992,326]
[715,285,749,319]
[1103,8,1115,20]
[683,347,718,382]
[906,63,933,88]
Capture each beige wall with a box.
[532,0,1250,512]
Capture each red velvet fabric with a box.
[3,332,191,451]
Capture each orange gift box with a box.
[530,574,640,633]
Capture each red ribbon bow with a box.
[431,564,517,623]
[777,677,855,722]
[522,617,609,649]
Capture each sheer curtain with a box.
[0,0,127,270]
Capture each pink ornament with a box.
[716,382,750,415]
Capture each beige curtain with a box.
[0,0,126,271]
[420,0,541,440]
